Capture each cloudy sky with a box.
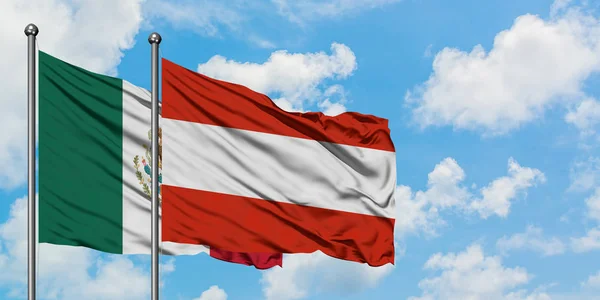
[1,0,600,299]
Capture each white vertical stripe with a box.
[121,80,208,255]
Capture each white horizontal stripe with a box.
[162,119,396,218]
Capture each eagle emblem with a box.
[133,128,162,202]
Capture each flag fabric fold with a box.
[160,58,397,267]
[38,50,282,269]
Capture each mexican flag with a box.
[38,51,282,269]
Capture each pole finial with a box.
[148,32,162,44]
[24,24,39,37]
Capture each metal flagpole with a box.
[149,32,162,300]
[25,23,38,300]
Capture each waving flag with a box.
[161,58,396,266]
[38,51,282,269]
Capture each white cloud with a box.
[64,257,148,300]
[0,196,151,299]
[0,0,144,189]
[317,85,348,116]
[565,98,600,136]
[143,0,396,46]
[260,252,393,300]
[424,44,434,58]
[421,157,471,208]
[160,258,176,274]
[409,244,544,300]
[581,270,600,289]
[571,228,600,252]
[504,290,553,300]
[318,99,347,116]
[272,0,401,24]
[550,0,574,17]
[568,157,600,192]
[193,285,228,300]
[406,4,600,135]
[584,188,600,222]
[197,43,356,113]
[394,184,445,238]
[395,158,469,238]
[159,258,176,288]
[569,182,600,253]
[396,157,545,237]
[496,225,566,257]
[272,98,303,113]
[247,35,278,49]
[144,0,243,37]
[469,158,546,219]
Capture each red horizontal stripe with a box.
[161,185,395,267]
[209,248,282,270]
[161,58,395,152]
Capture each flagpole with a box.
[149,32,162,300]
[24,23,38,300]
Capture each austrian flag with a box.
[161,59,397,266]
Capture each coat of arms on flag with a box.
[133,128,162,201]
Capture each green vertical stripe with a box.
[39,51,124,254]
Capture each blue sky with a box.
[2,0,600,299]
